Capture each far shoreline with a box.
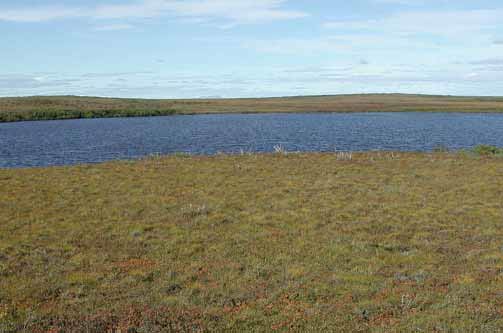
[5,109,503,125]
[2,93,503,123]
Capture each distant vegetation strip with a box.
[2,94,503,122]
[0,109,177,122]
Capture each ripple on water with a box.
[1,112,503,168]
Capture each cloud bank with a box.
[0,0,307,25]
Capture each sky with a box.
[1,0,503,98]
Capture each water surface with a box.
[1,112,503,168]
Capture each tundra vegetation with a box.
[1,149,503,332]
[2,94,503,122]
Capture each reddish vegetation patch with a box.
[370,310,399,327]
[268,293,310,330]
[31,306,214,333]
[223,301,248,315]
[115,259,157,272]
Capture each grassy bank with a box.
[2,94,503,122]
[1,152,503,331]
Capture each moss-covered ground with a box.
[1,152,503,331]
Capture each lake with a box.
[1,112,503,168]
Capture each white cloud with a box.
[324,9,503,36]
[0,74,76,90]
[164,0,307,23]
[371,0,427,5]
[0,6,83,22]
[371,0,450,5]
[470,58,503,65]
[3,64,503,98]
[371,0,417,5]
[243,36,350,54]
[0,0,307,25]
[243,33,437,56]
[94,23,134,31]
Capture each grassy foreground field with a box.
[2,94,503,122]
[1,152,503,332]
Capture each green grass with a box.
[1,152,503,331]
[471,145,503,157]
[0,105,176,122]
[2,94,503,122]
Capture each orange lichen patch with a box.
[252,282,269,301]
[370,310,399,327]
[392,279,418,288]
[271,320,297,331]
[39,300,60,313]
[269,229,285,240]
[35,306,212,332]
[427,279,451,294]
[196,266,209,276]
[372,288,395,303]
[116,306,209,332]
[474,268,502,283]
[223,301,248,315]
[268,293,311,330]
[115,259,157,272]
[46,328,60,333]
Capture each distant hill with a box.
[2,94,503,122]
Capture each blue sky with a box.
[1,0,503,98]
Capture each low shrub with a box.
[471,145,503,156]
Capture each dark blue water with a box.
[1,112,503,168]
